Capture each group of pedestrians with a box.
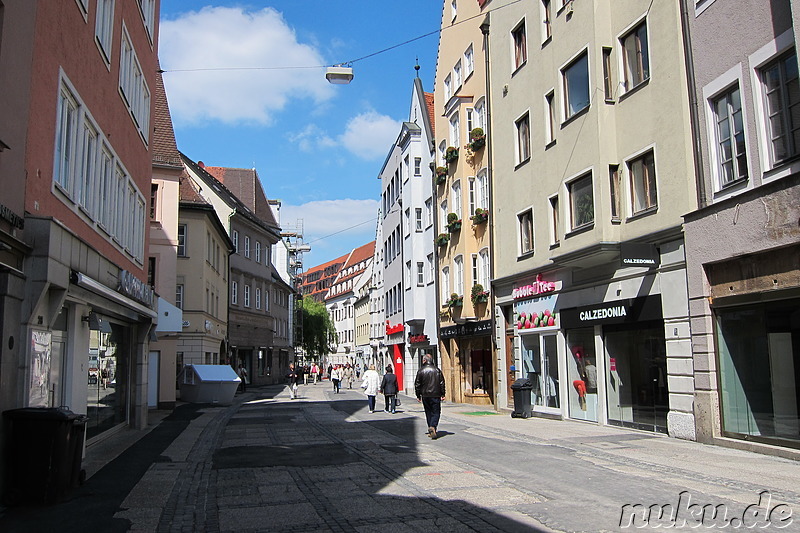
[285,356,446,440]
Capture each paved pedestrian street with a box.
[2,382,799,532]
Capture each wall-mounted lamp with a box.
[326,65,354,84]
[82,312,112,333]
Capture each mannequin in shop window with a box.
[583,357,597,394]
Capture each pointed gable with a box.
[152,66,182,170]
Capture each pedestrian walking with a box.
[237,364,248,393]
[379,365,399,413]
[360,364,381,413]
[343,364,354,389]
[303,365,309,385]
[286,363,300,399]
[331,365,342,393]
[311,363,319,384]
[414,354,446,439]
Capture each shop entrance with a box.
[520,333,560,413]
[604,321,668,433]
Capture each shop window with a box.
[567,329,598,422]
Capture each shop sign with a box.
[559,295,663,329]
[440,320,492,339]
[620,242,659,268]
[118,270,154,307]
[0,202,24,229]
[513,293,558,331]
[512,274,556,300]
[385,321,404,335]
[409,334,429,344]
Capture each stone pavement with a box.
[2,380,799,532]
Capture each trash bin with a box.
[3,407,88,505]
[510,378,533,419]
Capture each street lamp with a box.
[326,65,354,84]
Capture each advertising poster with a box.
[29,329,52,407]
[513,293,558,331]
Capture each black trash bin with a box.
[3,407,88,505]
[510,378,533,419]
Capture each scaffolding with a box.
[281,219,310,365]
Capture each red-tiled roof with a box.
[344,241,375,269]
[178,172,208,204]
[203,166,279,227]
[152,66,182,169]
[425,92,435,137]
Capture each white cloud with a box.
[281,198,379,242]
[338,111,402,160]
[288,124,336,152]
[159,6,333,125]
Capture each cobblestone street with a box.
[3,382,800,532]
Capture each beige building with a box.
[175,176,233,367]
[434,0,493,405]
[487,0,696,438]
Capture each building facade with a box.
[487,0,696,437]
[434,0,494,405]
[684,0,800,454]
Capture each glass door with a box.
[521,333,560,413]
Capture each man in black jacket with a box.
[414,354,446,439]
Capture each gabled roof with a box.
[179,172,208,205]
[203,166,279,228]
[181,153,281,240]
[151,65,182,170]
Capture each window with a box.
[137,0,156,42]
[95,0,114,63]
[175,284,184,310]
[468,177,476,215]
[464,44,474,77]
[476,171,488,210]
[427,254,434,283]
[451,181,462,217]
[54,85,79,194]
[628,151,657,213]
[256,287,261,309]
[449,113,460,148]
[512,20,527,71]
[549,195,560,244]
[415,208,423,232]
[609,165,621,220]
[451,0,457,20]
[414,157,421,176]
[545,91,556,144]
[231,281,238,305]
[454,255,464,296]
[255,241,261,263]
[474,99,486,130]
[440,200,448,229]
[147,257,155,287]
[569,173,594,229]
[564,52,590,119]
[518,209,534,255]
[119,27,150,142]
[454,60,462,89]
[542,0,552,42]
[712,86,748,186]
[441,267,450,301]
[602,47,613,100]
[621,21,649,92]
[445,74,452,100]
[232,230,239,253]
[516,113,531,164]
[149,183,157,219]
[760,50,799,165]
[478,249,490,288]
[244,236,250,258]
[417,262,425,286]
[244,285,251,307]
[425,199,433,226]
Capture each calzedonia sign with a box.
[559,295,662,329]
[513,274,556,300]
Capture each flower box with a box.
[434,166,448,185]
[470,284,490,305]
[468,128,486,151]
[446,212,462,233]
[471,208,489,225]
[436,233,450,246]
[445,146,459,164]
[446,293,464,307]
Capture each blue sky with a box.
[159,1,443,266]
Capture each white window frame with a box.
[417,262,425,286]
[749,29,799,179]
[451,180,462,218]
[414,157,421,176]
[232,230,239,253]
[177,224,187,256]
[454,60,463,90]
[231,281,238,305]
[425,198,433,227]
[449,112,460,149]
[617,15,650,94]
[544,89,556,144]
[119,25,151,144]
[176,284,184,310]
[441,267,450,301]
[137,0,156,43]
[415,208,423,232]
[625,148,657,216]
[541,0,552,43]
[244,284,251,308]
[515,111,531,165]
[561,47,591,121]
[95,0,115,65]
[444,74,453,101]
[244,235,250,258]
[702,64,754,200]
[464,44,474,78]
[511,18,528,73]
[453,255,464,296]
[566,170,595,231]
[478,248,490,289]
[476,169,488,210]
[548,194,560,245]
[517,207,534,256]
[255,241,261,263]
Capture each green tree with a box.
[300,298,337,360]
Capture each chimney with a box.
[198,161,205,168]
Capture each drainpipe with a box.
[679,0,707,209]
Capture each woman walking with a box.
[379,365,399,413]
[360,364,381,413]
[343,364,355,389]
[331,365,342,393]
